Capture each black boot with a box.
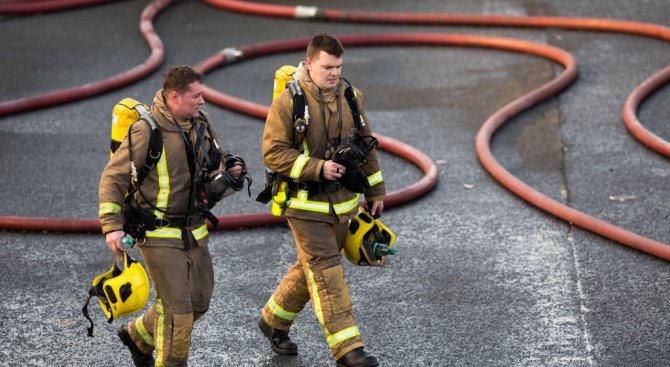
[258,317,298,356]
[336,347,379,367]
[118,325,155,367]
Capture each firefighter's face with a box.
[171,81,205,120]
[307,51,342,92]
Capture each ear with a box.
[167,90,180,104]
[305,57,312,69]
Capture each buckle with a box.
[154,217,170,228]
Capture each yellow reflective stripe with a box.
[135,316,155,347]
[98,202,121,215]
[287,191,360,215]
[269,297,298,321]
[155,300,165,367]
[154,147,169,219]
[327,326,361,347]
[191,223,208,241]
[290,154,309,180]
[333,194,360,215]
[146,227,182,239]
[367,170,383,187]
[302,139,310,156]
[287,190,329,213]
[307,264,326,330]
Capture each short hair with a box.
[306,33,344,60]
[162,65,204,94]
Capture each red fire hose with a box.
[622,64,670,159]
[201,0,670,260]
[0,0,114,15]
[201,0,670,158]
[0,0,169,117]
[3,0,670,262]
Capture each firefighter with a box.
[259,33,385,367]
[98,65,243,366]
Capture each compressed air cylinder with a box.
[273,65,297,101]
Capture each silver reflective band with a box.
[294,5,318,19]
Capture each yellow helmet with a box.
[82,253,150,336]
[343,207,396,266]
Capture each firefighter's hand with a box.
[323,160,346,181]
[227,163,243,178]
[105,230,125,254]
[367,200,384,217]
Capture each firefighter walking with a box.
[258,33,386,367]
[99,65,245,366]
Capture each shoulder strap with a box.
[342,78,367,130]
[127,112,162,191]
[287,79,309,150]
[137,113,163,186]
[285,78,365,149]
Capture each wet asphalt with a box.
[1,0,670,366]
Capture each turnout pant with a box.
[125,242,214,367]
[262,217,365,360]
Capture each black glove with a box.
[339,166,370,194]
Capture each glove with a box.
[339,166,370,194]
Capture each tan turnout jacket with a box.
[262,63,386,223]
[98,90,219,248]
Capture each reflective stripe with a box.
[290,154,309,180]
[154,147,169,219]
[301,139,310,156]
[191,223,208,241]
[145,224,206,240]
[98,202,121,215]
[287,191,359,215]
[367,170,383,187]
[135,316,155,347]
[333,194,360,215]
[155,300,165,367]
[287,190,329,213]
[146,227,182,239]
[307,264,325,327]
[327,326,361,347]
[269,297,298,321]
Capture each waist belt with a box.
[143,213,204,229]
[286,180,340,194]
[123,204,205,249]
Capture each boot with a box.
[118,325,155,367]
[336,347,379,367]
[258,317,298,356]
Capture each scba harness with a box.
[257,73,378,210]
[112,99,251,248]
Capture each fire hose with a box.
[2,1,670,261]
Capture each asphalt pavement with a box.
[1,0,670,366]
